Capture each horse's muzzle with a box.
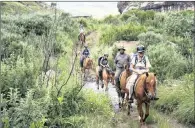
[147,92,155,99]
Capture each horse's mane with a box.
[137,73,156,87]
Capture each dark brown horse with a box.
[120,63,132,106]
[79,33,85,46]
[96,66,115,91]
[127,72,157,123]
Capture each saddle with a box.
[133,75,140,95]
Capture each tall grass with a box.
[154,73,194,125]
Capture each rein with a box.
[143,75,150,104]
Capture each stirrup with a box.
[128,98,134,103]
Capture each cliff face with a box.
[117,2,194,14]
[117,2,130,14]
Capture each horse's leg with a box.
[124,88,129,101]
[137,101,144,123]
[105,80,108,91]
[143,102,150,122]
[127,102,131,115]
[101,79,104,89]
[96,75,99,89]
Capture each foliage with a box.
[154,74,194,124]
[120,9,155,24]
[164,11,193,37]
[103,15,121,25]
[99,23,146,45]
[168,35,193,57]
[147,43,190,81]
[138,31,164,48]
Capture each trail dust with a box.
[81,31,192,128]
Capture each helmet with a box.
[118,46,126,51]
[137,45,145,53]
[104,53,109,57]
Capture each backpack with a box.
[98,56,103,66]
[133,53,146,67]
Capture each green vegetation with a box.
[1,2,194,127]
[95,9,194,126]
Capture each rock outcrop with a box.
[117,1,194,14]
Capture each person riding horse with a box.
[128,45,159,103]
[114,46,130,98]
[80,45,90,68]
[78,23,85,42]
[98,53,109,82]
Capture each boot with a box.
[115,78,121,97]
[99,71,102,80]
[129,95,134,103]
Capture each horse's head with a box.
[144,72,157,100]
[86,58,93,68]
[124,63,130,71]
[110,71,115,85]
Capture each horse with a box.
[82,57,93,79]
[119,63,132,107]
[127,72,157,124]
[79,33,85,46]
[96,66,115,91]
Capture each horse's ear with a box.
[154,73,156,76]
[146,72,149,77]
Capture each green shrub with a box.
[138,31,164,48]
[103,15,121,25]
[147,43,189,81]
[164,11,193,37]
[99,23,146,45]
[155,73,194,124]
[168,35,193,58]
[120,9,155,24]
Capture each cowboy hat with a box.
[118,46,126,51]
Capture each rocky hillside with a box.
[117,2,194,14]
[1,2,53,14]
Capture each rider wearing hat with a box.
[128,45,159,103]
[114,46,130,97]
[80,45,90,67]
[98,53,109,81]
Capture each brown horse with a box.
[82,57,93,78]
[79,33,85,46]
[119,63,132,106]
[127,72,157,123]
[96,66,115,91]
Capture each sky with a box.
[46,2,119,19]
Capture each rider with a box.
[114,46,130,97]
[80,45,90,67]
[79,23,84,34]
[98,53,109,81]
[128,45,159,103]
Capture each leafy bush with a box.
[168,35,193,58]
[164,11,193,37]
[103,15,121,25]
[138,31,164,48]
[147,43,189,81]
[120,9,155,24]
[99,23,146,45]
[155,74,194,124]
